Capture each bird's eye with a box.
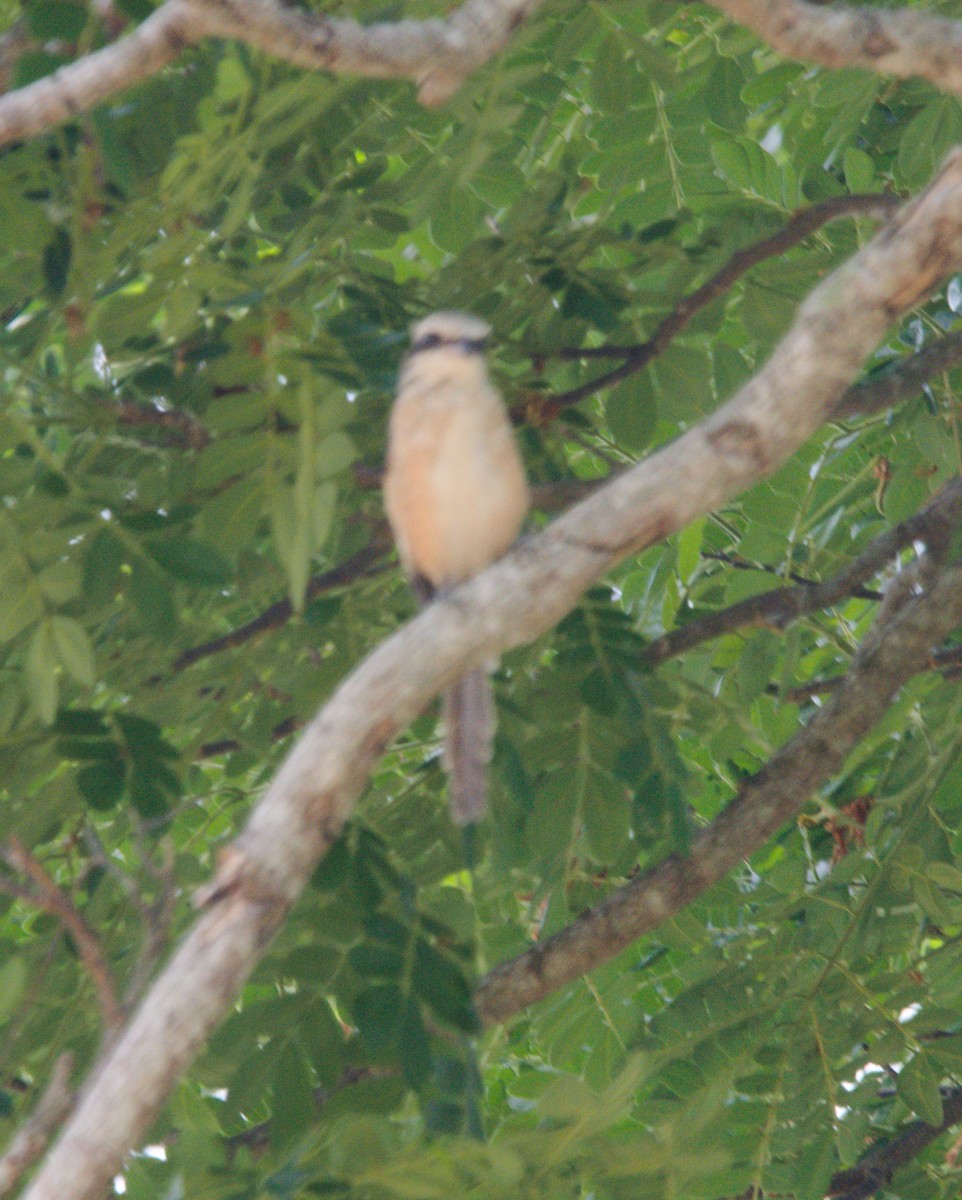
[412,331,444,352]
[459,337,488,354]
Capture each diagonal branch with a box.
[643,473,962,667]
[545,193,900,414]
[0,0,549,147]
[782,641,962,700]
[837,330,962,419]
[172,529,394,672]
[475,550,962,1022]
[827,1087,962,1199]
[1,839,124,1038]
[19,149,962,1200]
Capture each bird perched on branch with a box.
[384,311,530,825]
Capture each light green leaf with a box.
[26,620,59,724]
[0,956,27,1023]
[896,1054,944,1126]
[50,615,96,686]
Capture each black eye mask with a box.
[410,332,488,355]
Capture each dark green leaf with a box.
[353,985,403,1052]
[77,760,126,810]
[145,538,233,587]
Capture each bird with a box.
[384,311,530,825]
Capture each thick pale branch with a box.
[20,151,962,1200]
[0,0,548,145]
[0,1,209,145]
[708,0,962,95]
[475,553,962,1022]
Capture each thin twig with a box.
[173,531,393,671]
[644,474,962,667]
[541,194,900,415]
[2,838,124,1036]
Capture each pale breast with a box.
[384,377,529,587]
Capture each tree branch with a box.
[172,529,394,672]
[543,193,900,415]
[0,0,549,147]
[781,640,962,700]
[837,330,962,419]
[708,0,962,97]
[643,473,962,667]
[19,149,962,1200]
[476,549,962,1020]
[827,1088,962,1199]
[1,839,125,1038]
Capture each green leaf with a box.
[348,943,404,979]
[398,999,432,1089]
[677,516,706,584]
[316,432,355,479]
[354,984,403,1052]
[0,956,27,1023]
[605,375,657,451]
[412,940,478,1033]
[591,35,646,110]
[25,621,58,724]
[116,713,178,759]
[77,759,126,810]
[27,0,88,39]
[0,568,43,643]
[83,532,127,609]
[924,861,962,892]
[128,561,177,636]
[129,768,170,818]
[146,538,232,587]
[896,1054,943,1126]
[42,227,72,296]
[199,477,265,554]
[55,708,110,737]
[50,616,96,687]
[272,1041,317,1147]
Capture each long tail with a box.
[442,668,494,825]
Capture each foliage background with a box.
[2,0,962,1196]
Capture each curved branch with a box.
[544,193,900,415]
[708,0,962,97]
[0,0,548,146]
[20,150,962,1200]
[838,330,962,418]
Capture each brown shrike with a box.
[384,312,530,825]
